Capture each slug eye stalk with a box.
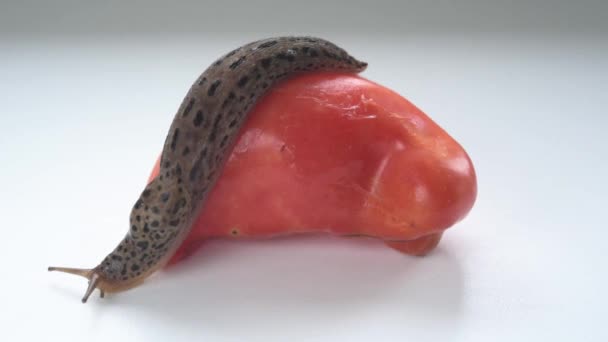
[48,267,104,303]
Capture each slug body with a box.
[49,36,367,302]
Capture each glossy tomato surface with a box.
[148,73,477,263]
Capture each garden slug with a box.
[48,36,367,303]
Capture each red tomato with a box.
[148,73,477,263]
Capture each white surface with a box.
[1,2,608,341]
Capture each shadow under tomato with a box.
[106,235,464,334]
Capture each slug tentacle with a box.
[47,267,102,303]
[49,36,367,302]
[47,266,91,278]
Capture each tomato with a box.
[148,73,477,263]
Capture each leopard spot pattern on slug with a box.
[49,36,367,299]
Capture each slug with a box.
[48,36,367,303]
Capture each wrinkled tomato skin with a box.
[148,73,477,263]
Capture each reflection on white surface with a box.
[1,3,608,340]
[116,237,464,338]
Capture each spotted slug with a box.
[48,36,367,303]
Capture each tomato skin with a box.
[148,73,477,263]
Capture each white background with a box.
[1,1,607,341]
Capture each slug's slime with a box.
[48,36,367,303]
